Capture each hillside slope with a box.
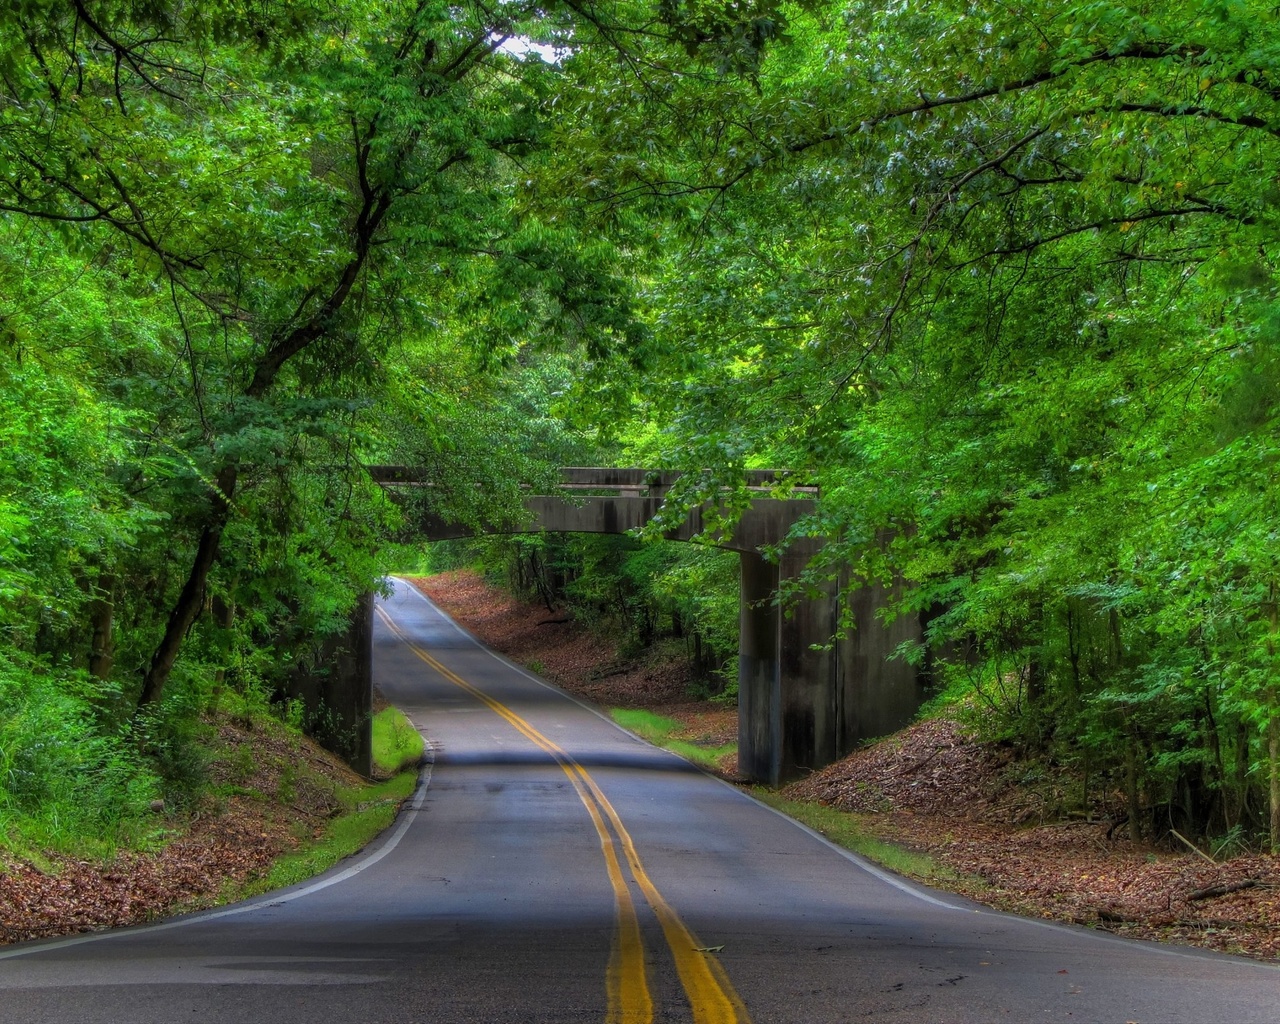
[1,711,412,945]
[785,718,1280,959]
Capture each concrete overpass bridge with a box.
[293,468,927,786]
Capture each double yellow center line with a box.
[376,605,750,1024]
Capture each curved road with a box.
[2,578,1278,1022]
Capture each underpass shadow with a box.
[431,749,705,775]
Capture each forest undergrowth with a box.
[418,569,1280,962]
[0,700,420,946]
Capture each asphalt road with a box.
[2,577,1278,1023]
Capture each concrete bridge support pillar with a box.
[738,550,837,785]
[281,592,373,778]
[738,552,781,784]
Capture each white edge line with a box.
[745,796,964,910]
[392,577,1280,970]
[0,743,436,963]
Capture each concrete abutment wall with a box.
[280,592,373,777]
[740,550,926,784]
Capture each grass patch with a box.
[610,708,736,770]
[750,789,960,884]
[231,771,419,900]
[664,738,737,768]
[372,706,425,774]
[611,707,682,740]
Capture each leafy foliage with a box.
[0,654,159,856]
[6,0,1280,857]
[0,0,688,852]
[602,0,1280,844]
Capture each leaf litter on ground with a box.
[1,713,380,946]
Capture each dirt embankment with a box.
[415,569,1280,962]
[1,716,366,946]
[785,717,1280,959]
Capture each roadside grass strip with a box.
[231,772,419,901]
[376,605,750,1024]
[373,706,425,774]
[609,709,736,771]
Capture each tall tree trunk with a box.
[1203,691,1226,833]
[87,571,116,681]
[137,465,237,707]
[211,590,236,691]
[1124,720,1142,844]
[1234,717,1252,830]
[1271,690,1280,854]
[1025,593,1045,708]
[1269,594,1279,853]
